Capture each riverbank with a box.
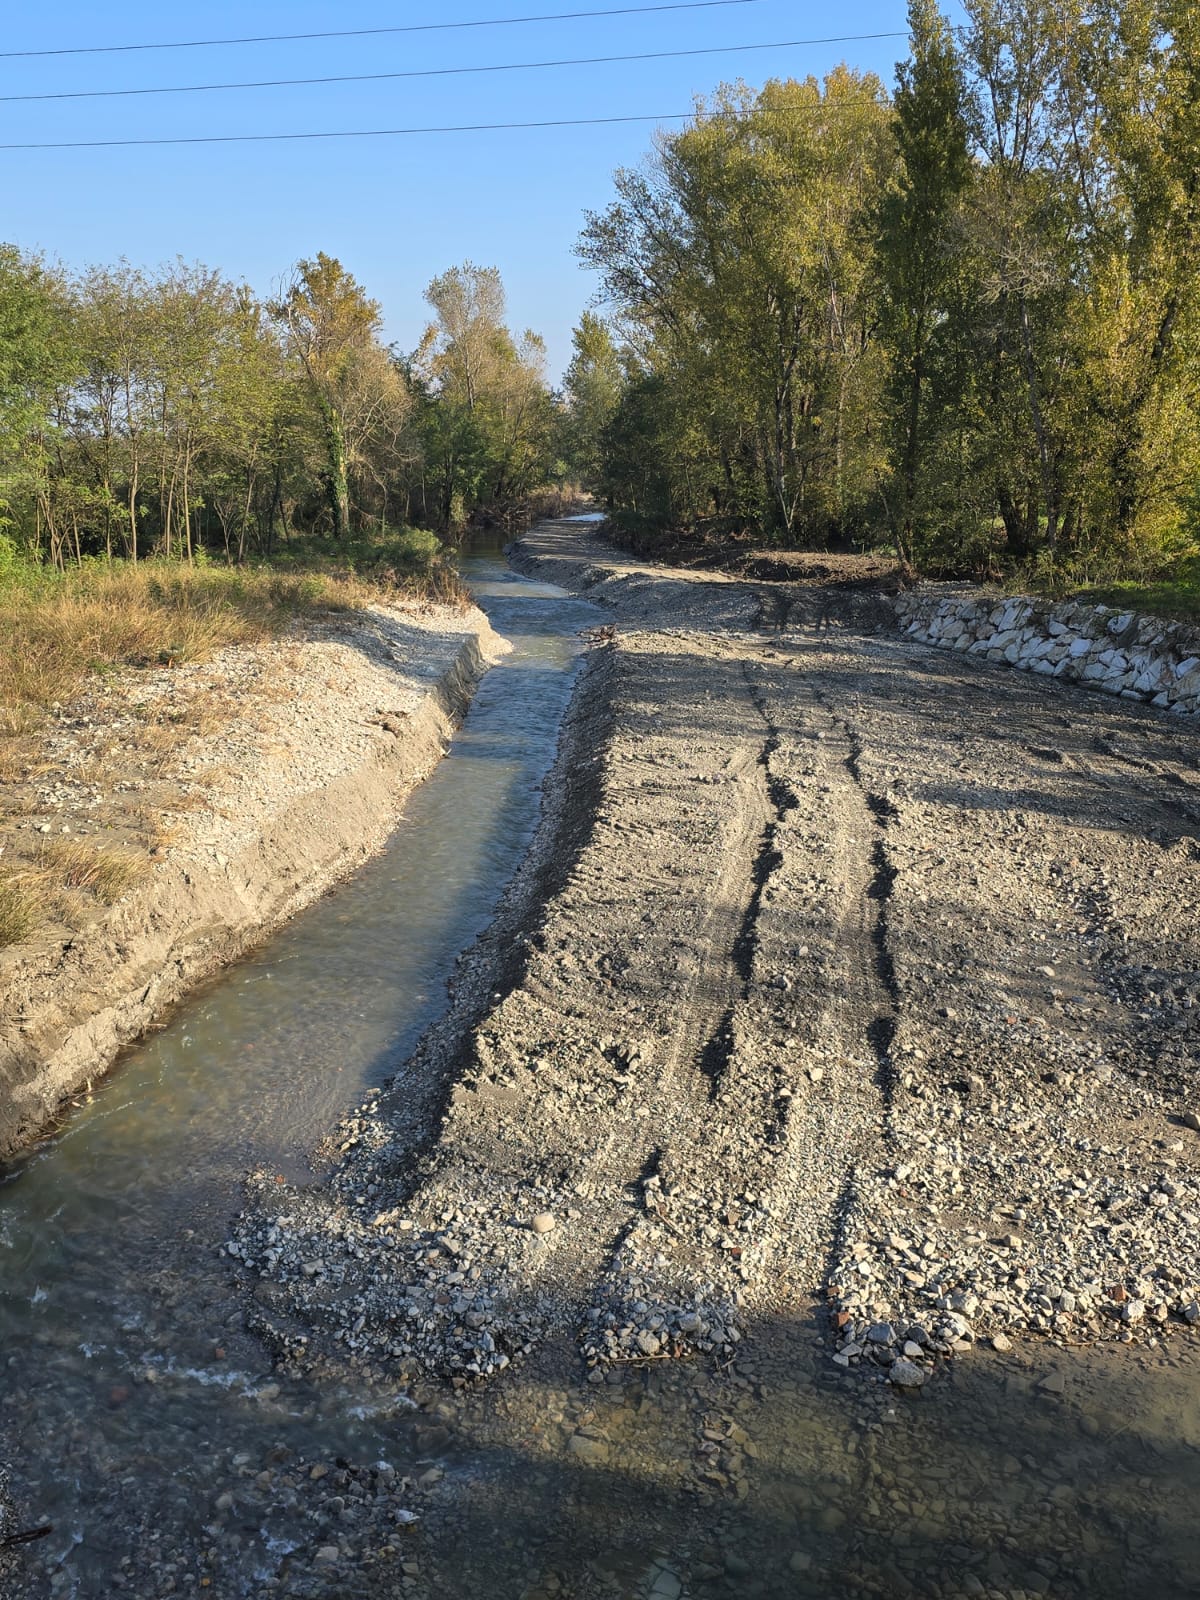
[0,597,509,1159]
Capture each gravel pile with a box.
[232,1169,556,1383]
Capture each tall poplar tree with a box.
[876,0,974,563]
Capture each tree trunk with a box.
[1017,297,1057,554]
[322,402,350,537]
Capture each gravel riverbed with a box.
[7,521,1200,1598]
[219,521,1200,1597]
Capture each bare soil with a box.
[598,521,908,591]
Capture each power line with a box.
[0,105,890,153]
[0,1,779,60]
[0,35,907,105]
[0,114,686,151]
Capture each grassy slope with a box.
[0,530,467,945]
[1068,553,1200,623]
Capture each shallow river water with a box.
[2,532,1200,1600]
[0,543,601,1592]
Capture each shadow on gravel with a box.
[370,1308,1200,1600]
[760,640,1200,840]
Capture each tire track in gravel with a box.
[239,629,808,1381]
[409,631,783,1370]
[581,636,914,1363]
[725,648,900,1320]
[580,638,791,1363]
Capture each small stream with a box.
[0,539,601,1593]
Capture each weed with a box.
[0,874,36,946]
[38,838,149,905]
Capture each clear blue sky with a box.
[0,1,954,381]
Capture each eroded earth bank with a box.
[0,599,507,1159]
[7,520,1200,1599]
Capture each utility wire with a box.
[0,1,781,60]
[0,106,888,152]
[0,35,907,105]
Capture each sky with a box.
[0,1,957,381]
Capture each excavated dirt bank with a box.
[0,602,508,1160]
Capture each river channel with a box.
[3,534,1200,1600]
[0,540,601,1595]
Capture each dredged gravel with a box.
[17,517,1196,1599]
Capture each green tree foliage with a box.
[875,0,975,566]
[0,249,78,554]
[413,263,557,528]
[580,71,896,544]
[562,312,623,490]
[0,249,555,567]
[271,253,410,540]
[584,7,1200,574]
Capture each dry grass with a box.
[0,532,470,952]
[37,837,150,905]
[0,874,36,947]
[0,745,28,783]
[0,563,375,739]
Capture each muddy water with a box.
[0,548,600,1593]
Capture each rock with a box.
[314,1547,340,1565]
[789,1551,814,1574]
[1038,1371,1066,1395]
[567,1434,609,1466]
[991,1333,1013,1353]
[530,1212,557,1234]
[867,1322,898,1345]
[1180,1111,1200,1132]
[888,1359,927,1389]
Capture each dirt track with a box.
[205,520,1200,1599]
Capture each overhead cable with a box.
[0,105,892,152]
[0,35,907,104]
[0,1,782,60]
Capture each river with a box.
[0,540,600,1596]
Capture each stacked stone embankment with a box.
[892,588,1200,714]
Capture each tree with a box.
[580,72,896,543]
[1085,0,1200,548]
[272,253,392,538]
[562,312,623,489]
[414,263,553,524]
[876,0,975,564]
[0,246,76,561]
